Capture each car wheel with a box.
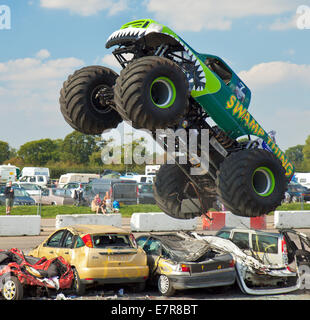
[72,268,86,296]
[1,276,23,300]
[158,275,175,297]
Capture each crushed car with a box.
[136,232,236,296]
[0,248,73,300]
[190,232,301,295]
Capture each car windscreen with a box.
[21,184,40,190]
[92,234,134,248]
[14,188,29,197]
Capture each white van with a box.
[21,167,50,178]
[58,173,100,188]
[295,172,310,189]
[19,175,49,187]
[0,165,19,183]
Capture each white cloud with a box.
[0,52,84,147]
[238,61,310,89]
[35,49,51,60]
[146,0,300,31]
[237,61,310,149]
[40,0,128,16]
[268,14,298,30]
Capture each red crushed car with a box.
[0,248,73,300]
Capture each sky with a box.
[0,0,309,153]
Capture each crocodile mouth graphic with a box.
[106,26,206,92]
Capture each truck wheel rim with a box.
[252,166,275,197]
[150,77,176,109]
[91,85,114,114]
[158,275,169,294]
[3,280,16,300]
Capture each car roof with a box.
[64,224,130,235]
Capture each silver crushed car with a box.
[136,232,236,296]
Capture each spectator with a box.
[73,184,84,206]
[92,194,102,214]
[112,200,120,213]
[100,197,107,214]
[4,181,14,215]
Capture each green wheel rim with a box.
[252,166,275,197]
[150,76,176,109]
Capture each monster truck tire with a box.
[153,162,218,219]
[60,66,122,135]
[216,149,287,217]
[114,56,189,130]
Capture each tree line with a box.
[0,131,152,178]
[1,132,310,178]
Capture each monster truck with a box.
[59,19,295,219]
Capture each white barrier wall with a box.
[56,214,122,229]
[0,215,41,236]
[274,211,310,229]
[130,212,197,232]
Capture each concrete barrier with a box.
[274,211,310,229]
[0,215,41,236]
[55,214,122,229]
[130,212,198,232]
[202,211,267,230]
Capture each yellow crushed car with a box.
[29,225,149,295]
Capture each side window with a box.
[143,238,161,255]
[216,231,231,239]
[232,232,250,250]
[63,231,74,248]
[75,236,85,248]
[38,176,44,182]
[252,234,278,254]
[46,230,66,247]
[29,176,36,183]
[137,236,148,248]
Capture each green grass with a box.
[0,203,308,218]
[0,204,162,218]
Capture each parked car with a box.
[85,178,138,205]
[0,186,36,206]
[138,183,156,204]
[191,232,300,295]
[13,182,42,196]
[31,188,75,206]
[62,182,88,190]
[136,232,236,296]
[286,182,310,202]
[0,248,73,300]
[29,225,149,295]
[58,173,100,188]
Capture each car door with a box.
[56,230,75,264]
[231,231,251,253]
[38,229,67,259]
